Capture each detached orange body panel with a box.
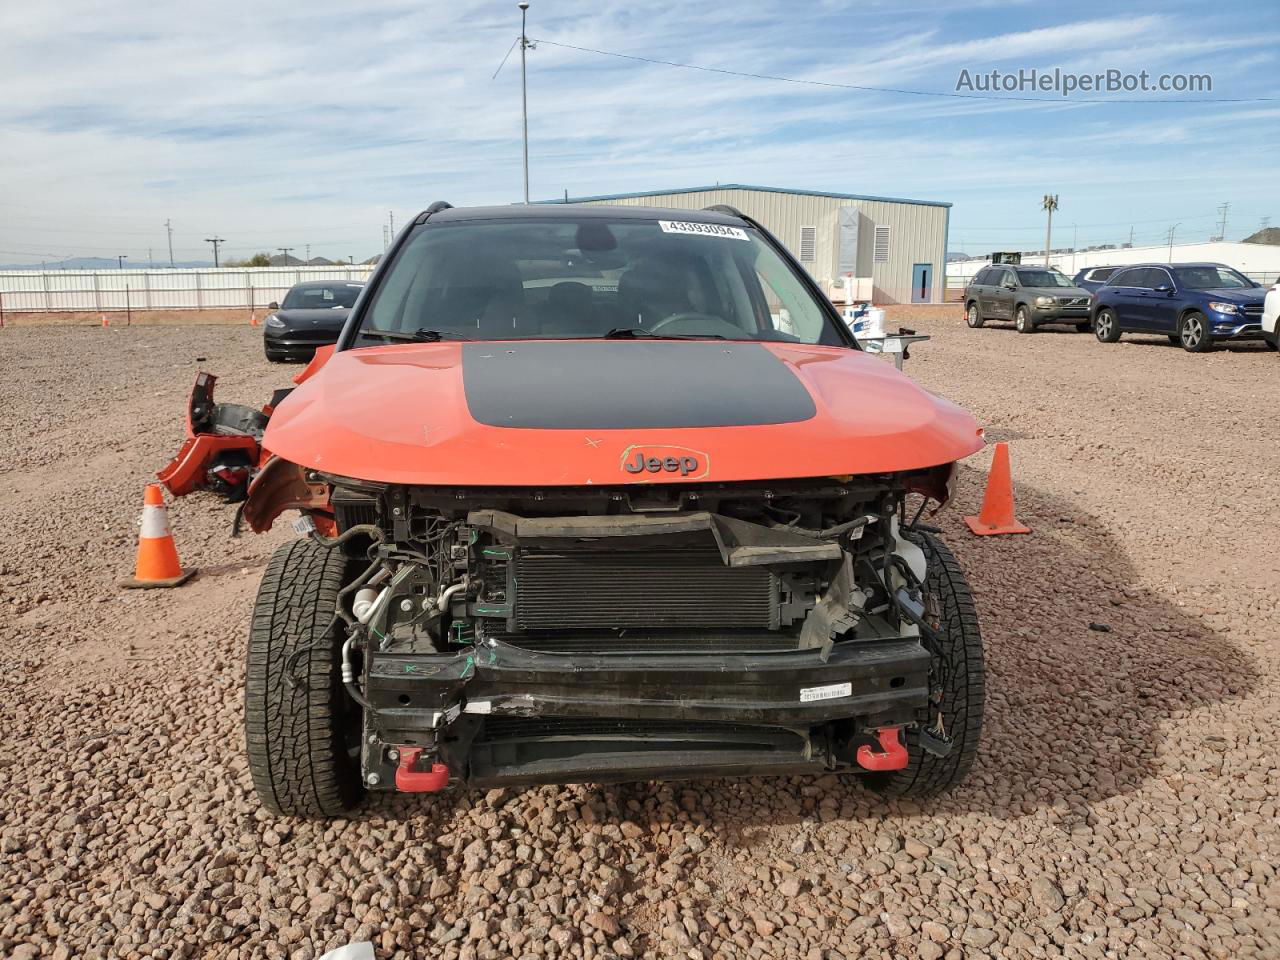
[262,340,984,487]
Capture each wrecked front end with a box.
[320,473,953,792]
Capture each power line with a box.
[532,37,1279,104]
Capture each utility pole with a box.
[518,2,533,204]
[1071,223,1078,273]
[118,255,127,270]
[1041,194,1059,268]
[277,247,294,266]
[389,210,395,238]
[1128,226,1134,248]
[147,247,153,267]
[165,219,175,268]
[1262,216,1272,230]
[1167,223,1181,261]
[205,236,225,267]
[305,244,311,263]
[1215,202,1230,242]
[383,225,390,251]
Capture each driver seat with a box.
[616,258,694,328]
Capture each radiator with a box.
[513,546,780,630]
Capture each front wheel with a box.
[1094,308,1121,342]
[965,303,985,328]
[1178,311,1213,353]
[866,531,985,798]
[1264,336,1278,352]
[1014,306,1035,333]
[245,539,364,817]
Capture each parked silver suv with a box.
[964,265,1093,333]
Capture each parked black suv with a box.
[964,265,1093,333]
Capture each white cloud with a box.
[0,1,1275,261]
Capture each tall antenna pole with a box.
[1167,224,1180,261]
[1215,202,1230,242]
[165,219,175,268]
[1041,194,1058,268]
[519,2,531,204]
[205,237,225,268]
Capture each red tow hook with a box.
[856,726,909,771]
[394,747,450,792]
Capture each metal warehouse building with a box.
[548,184,951,305]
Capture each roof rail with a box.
[414,201,454,224]
[703,204,746,219]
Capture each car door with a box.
[970,268,992,314]
[995,268,1019,320]
[1137,267,1178,332]
[1105,268,1149,330]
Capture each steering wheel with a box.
[647,312,741,336]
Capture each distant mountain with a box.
[1243,227,1280,245]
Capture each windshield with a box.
[1016,270,1074,287]
[282,283,363,309]
[1172,266,1254,290]
[354,217,845,346]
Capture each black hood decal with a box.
[462,341,817,429]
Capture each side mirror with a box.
[1154,284,1172,294]
[268,301,280,310]
[1002,280,1017,290]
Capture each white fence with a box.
[0,265,375,313]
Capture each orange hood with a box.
[263,340,983,486]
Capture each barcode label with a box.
[658,220,750,241]
[800,682,852,703]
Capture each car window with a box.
[1172,266,1254,290]
[1146,268,1173,289]
[975,267,994,285]
[1015,269,1073,287]
[356,217,845,345]
[282,284,363,309]
[1109,268,1145,287]
[1088,267,1117,282]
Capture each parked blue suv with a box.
[1091,262,1267,353]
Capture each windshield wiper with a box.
[601,327,726,341]
[359,328,473,342]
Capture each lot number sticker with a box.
[799,682,853,703]
[659,220,750,241]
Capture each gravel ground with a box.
[2,311,1278,959]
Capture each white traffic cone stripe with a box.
[140,504,171,539]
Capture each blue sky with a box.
[1,0,1277,264]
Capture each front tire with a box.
[1178,311,1212,353]
[867,531,985,798]
[1094,308,1121,342]
[1014,305,1035,333]
[965,303,985,328]
[245,539,364,817]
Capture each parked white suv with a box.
[1265,282,1280,351]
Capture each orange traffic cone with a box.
[250,313,259,326]
[101,315,109,327]
[120,485,197,588]
[964,442,1030,536]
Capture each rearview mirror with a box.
[268,301,279,310]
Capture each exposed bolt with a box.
[366,772,381,786]
[392,507,402,516]
[400,598,414,612]
[386,748,399,762]
[367,733,378,744]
